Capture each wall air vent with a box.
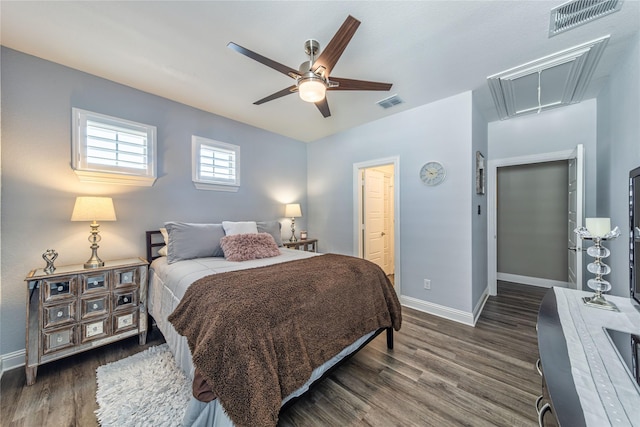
[549,0,623,37]
[377,94,404,109]
[487,35,609,120]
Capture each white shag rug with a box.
[95,344,191,427]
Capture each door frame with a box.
[487,148,580,296]
[353,156,401,298]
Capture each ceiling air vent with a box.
[487,35,609,120]
[549,0,623,37]
[377,94,403,109]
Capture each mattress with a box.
[148,248,376,427]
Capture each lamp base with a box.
[289,217,297,242]
[84,260,105,269]
[582,294,619,311]
[84,245,104,269]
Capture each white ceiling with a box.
[1,1,639,142]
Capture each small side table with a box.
[283,238,318,252]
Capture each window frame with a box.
[71,108,157,186]
[191,135,240,192]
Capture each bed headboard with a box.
[146,230,164,263]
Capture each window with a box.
[72,108,157,186]
[192,136,240,192]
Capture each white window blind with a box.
[86,120,149,171]
[72,108,157,186]
[192,136,240,191]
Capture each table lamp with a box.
[284,203,302,242]
[71,196,117,268]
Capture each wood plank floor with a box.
[1,282,547,426]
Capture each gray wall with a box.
[596,33,640,297]
[308,91,480,313]
[497,161,569,281]
[0,48,308,356]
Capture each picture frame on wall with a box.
[476,151,485,195]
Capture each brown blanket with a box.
[168,253,402,427]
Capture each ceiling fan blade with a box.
[254,85,298,105]
[328,77,393,91]
[312,15,360,76]
[227,42,300,79]
[315,98,331,118]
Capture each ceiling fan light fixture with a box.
[298,75,327,103]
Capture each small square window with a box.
[71,108,157,186]
[192,136,240,192]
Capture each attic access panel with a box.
[510,61,575,114]
[487,35,609,120]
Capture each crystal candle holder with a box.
[574,226,620,311]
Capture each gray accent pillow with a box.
[256,221,283,247]
[165,222,225,264]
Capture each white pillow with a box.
[222,221,258,236]
[158,227,169,256]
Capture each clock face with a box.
[420,161,446,186]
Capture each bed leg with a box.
[386,327,394,349]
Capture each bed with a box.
[145,222,402,427]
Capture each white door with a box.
[382,174,395,275]
[567,144,584,290]
[364,169,385,271]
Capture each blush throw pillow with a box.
[220,233,281,262]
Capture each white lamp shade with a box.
[71,197,117,222]
[298,79,326,103]
[285,203,302,218]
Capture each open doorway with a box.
[353,157,400,295]
[487,145,584,296]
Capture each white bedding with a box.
[148,248,376,427]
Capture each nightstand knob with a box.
[57,286,63,292]
[92,303,98,309]
[56,336,63,343]
[123,297,129,303]
[57,311,63,318]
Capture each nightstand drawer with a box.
[113,309,138,334]
[112,267,139,289]
[42,326,76,354]
[81,271,110,294]
[113,289,137,311]
[42,276,77,303]
[43,302,76,328]
[80,294,109,319]
[81,318,110,343]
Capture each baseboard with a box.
[1,348,25,377]
[472,287,490,326]
[400,295,475,326]
[497,273,569,289]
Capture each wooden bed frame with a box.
[144,229,395,410]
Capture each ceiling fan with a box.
[227,15,392,118]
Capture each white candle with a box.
[585,218,611,237]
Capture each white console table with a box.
[537,287,640,426]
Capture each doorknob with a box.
[381,232,386,236]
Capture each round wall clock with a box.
[420,161,446,186]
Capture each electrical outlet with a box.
[424,279,431,290]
